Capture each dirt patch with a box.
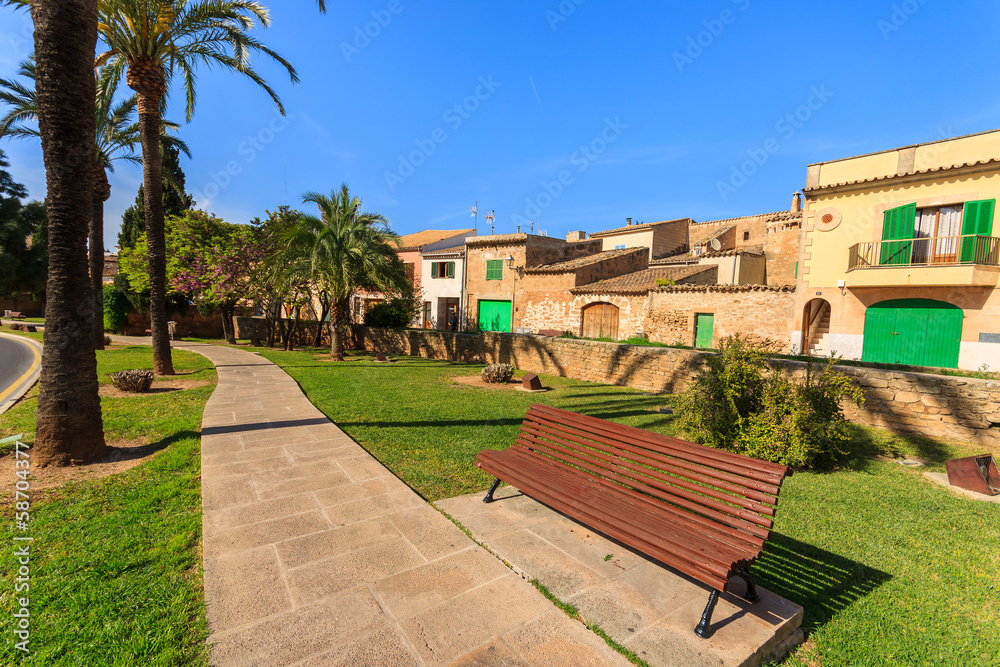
[0,437,171,500]
[451,376,530,391]
[99,378,210,398]
[311,354,369,362]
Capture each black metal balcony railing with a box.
[847,235,1000,271]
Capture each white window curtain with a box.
[936,205,963,257]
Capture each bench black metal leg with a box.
[694,589,719,638]
[736,568,760,603]
[483,478,502,503]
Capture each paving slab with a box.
[132,339,632,666]
[437,489,804,667]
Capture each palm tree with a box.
[280,184,410,360]
[0,59,190,350]
[23,0,106,465]
[96,0,298,374]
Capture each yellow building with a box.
[794,129,1000,370]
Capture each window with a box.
[614,244,626,250]
[431,261,455,279]
[743,231,750,241]
[422,301,432,327]
[881,199,995,265]
[486,259,503,280]
[404,262,415,284]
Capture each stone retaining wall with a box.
[352,326,1000,445]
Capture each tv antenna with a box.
[483,209,496,235]
[468,202,478,234]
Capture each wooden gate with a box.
[581,303,619,340]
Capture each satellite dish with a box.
[710,238,722,251]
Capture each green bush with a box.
[364,296,419,328]
[676,334,864,468]
[103,284,131,333]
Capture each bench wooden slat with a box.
[529,405,787,487]
[519,422,778,516]
[507,442,771,540]
[478,451,739,590]
[524,414,782,499]
[487,448,764,560]
[515,433,775,533]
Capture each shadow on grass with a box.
[821,424,955,473]
[102,429,201,464]
[754,533,891,636]
[202,417,329,436]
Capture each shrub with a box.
[104,335,112,346]
[110,369,154,393]
[676,334,864,468]
[103,284,131,333]
[9,323,24,331]
[481,363,514,384]
[364,296,420,328]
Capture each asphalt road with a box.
[0,334,41,412]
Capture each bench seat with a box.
[475,403,789,637]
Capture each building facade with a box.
[793,129,1000,370]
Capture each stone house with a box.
[587,218,691,260]
[419,245,465,330]
[794,129,1000,370]
[463,232,602,332]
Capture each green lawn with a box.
[255,346,1000,667]
[0,344,213,666]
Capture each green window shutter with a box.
[961,199,995,262]
[430,262,439,278]
[880,203,915,265]
[486,259,503,280]
[447,262,455,278]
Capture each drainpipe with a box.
[460,245,468,331]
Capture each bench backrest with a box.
[515,403,789,554]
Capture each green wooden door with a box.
[694,313,714,349]
[960,199,995,262]
[880,203,916,265]
[477,300,511,333]
[862,299,963,368]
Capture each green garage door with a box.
[478,299,511,333]
[861,299,963,368]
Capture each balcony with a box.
[845,235,1000,288]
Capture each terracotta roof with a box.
[525,248,644,274]
[571,265,715,295]
[688,224,735,246]
[803,158,1000,194]
[651,245,765,264]
[398,229,473,251]
[421,245,464,257]
[654,284,795,294]
[695,210,801,227]
[589,217,692,239]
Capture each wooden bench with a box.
[475,403,789,637]
[537,329,563,337]
[8,312,24,320]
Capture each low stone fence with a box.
[352,325,1000,446]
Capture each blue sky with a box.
[2,1,1000,249]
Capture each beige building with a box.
[794,129,1000,370]
[587,218,691,260]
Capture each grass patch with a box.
[0,344,213,665]
[254,345,1000,667]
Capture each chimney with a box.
[791,192,802,213]
[626,217,632,226]
[566,231,587,242]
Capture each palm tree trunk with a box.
[91,166,110,350]
[330,298,347,361]
[135,89,174,375]
[29,0,106,466]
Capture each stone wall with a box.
[645,285,796,350]
[125,309,241,338]
[351,326,1000,445]
[1,295,43,317]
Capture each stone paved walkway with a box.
[158,340,629,666]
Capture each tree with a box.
[0,58,189,349]
[97,0,298,375]
[118,143,194,251]
[280,184,410,360]
[25,0,106,465]
[0,150,47,308]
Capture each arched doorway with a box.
[801,298,831,356]
[862,299,962,368]
[581,302,619,340]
